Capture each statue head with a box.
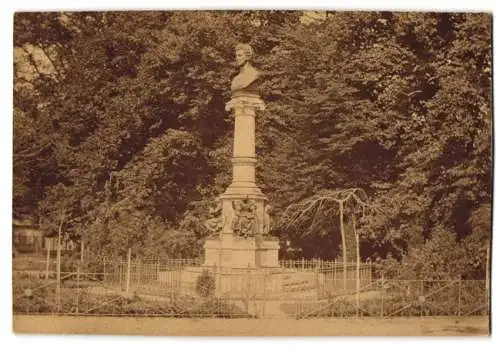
[235,43,254,67]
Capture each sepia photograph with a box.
[11,9,492,336]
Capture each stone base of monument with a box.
[203,236,279,268]
[175,265,319,301]
[157,265,323,317]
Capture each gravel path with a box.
[13,315,489,336]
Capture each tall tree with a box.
[13,11,491,277]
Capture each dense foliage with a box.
[13,11,492,279]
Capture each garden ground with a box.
[13,315,489,336]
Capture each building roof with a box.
[12,217,39,228]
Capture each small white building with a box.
[13,217,76,255]
[12,217,44,254]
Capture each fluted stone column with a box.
[207,93,266,268]
[223,93,266,198]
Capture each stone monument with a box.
[203,43,280,268]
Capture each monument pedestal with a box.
[202,92,279,269]
[204,236,280,268]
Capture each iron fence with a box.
[12,257,489,319]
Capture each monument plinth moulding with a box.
[203,43,279,269]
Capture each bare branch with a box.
[39,43,65,80]
[279,188,381,238]
[21,46,44,79]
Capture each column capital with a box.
[225,93,265,113]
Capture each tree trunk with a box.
[353,214,360,317]
[126,248,132,293]
[486,242,490,309]
[45,241,51,281]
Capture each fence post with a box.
[137,259,142,285]
[355,226,360,318]
[420,280,424,318]
[458,277,461,317]
[334,258,337,291]
[301,258,305,270]
[126,248,132,293]
[45,241,51,281]
[339,201,347,292]
[486,244,490,311]
[56,214,63,312]
[103,259,106,283]
[76,263,80,314]
[380,273,384,318]
[315,259,320,300]
[119,259,123,289]
[156,260,160,281]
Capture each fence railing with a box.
[12,257,489,318]
[294,278,489,318]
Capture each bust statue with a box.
[230,43,260,95]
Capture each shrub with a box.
[195,269,216,298]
